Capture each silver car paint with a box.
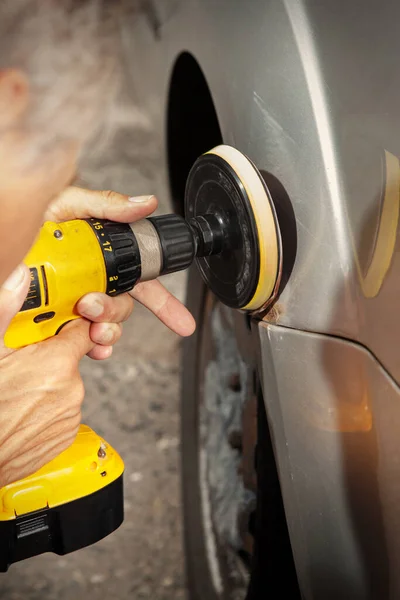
[257,323,399,599]
[123,1,400,597]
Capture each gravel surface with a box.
[0,91,188,599]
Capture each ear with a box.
[0,69,29,128]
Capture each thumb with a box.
[46,186,158,224]
[49,318,96,362]
[0,264,30,347]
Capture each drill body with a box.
[5,218,140,349]
[0,214,194,571]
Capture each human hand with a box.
[0,265,95,486]
[45,187,196,360]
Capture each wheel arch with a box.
[166,52,223,215]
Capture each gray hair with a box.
[0,0,135,163]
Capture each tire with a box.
[181,266,300,599]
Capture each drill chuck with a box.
[147,215,196,275]
[131,213,230,281]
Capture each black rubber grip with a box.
[85,219,141,295]
[148,215,195,275]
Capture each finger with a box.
[130,280,196,337]
[77,292,134,323]
[89,322,122,346]
[87,345,113,361]
[45,186,158,223]
[0,264,31,356]
[48,318,95,361]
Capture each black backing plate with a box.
[185,154,260,309]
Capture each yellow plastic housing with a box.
[5,220,107,349]
[0,425,124,520]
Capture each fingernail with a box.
[99,326,114,344]
[3,265,25,291]
[79,297,103,318]
[128,195,154,203]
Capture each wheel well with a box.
[167,52,223,214]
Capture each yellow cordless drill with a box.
[0,214,196,571]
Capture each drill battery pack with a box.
[0,425,124,571]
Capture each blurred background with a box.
[0,81,188,599]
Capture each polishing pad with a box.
[185,145,282,310]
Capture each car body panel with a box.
[123,1,400,597]
[256,322,400,599]
[125,0,400,380]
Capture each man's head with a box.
[0,0,127,282]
